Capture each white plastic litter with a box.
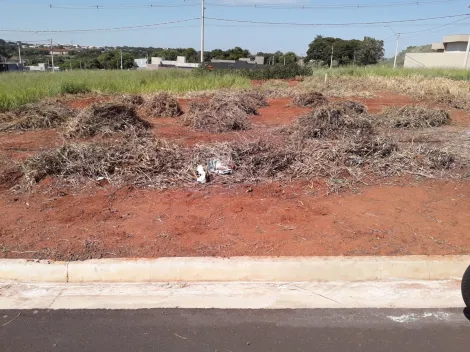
[196,165,207,183]
[208,159,233,175]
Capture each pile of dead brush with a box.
[290,100,373,140]
[119,94,145,107]
[292,91,328,108]
[20,131,461,191]
[141,92,182,117]
[183,100,251,133]
[0,101,76,131]
[64,102,151,138]
[211,90,268,115]
[379,105,451,129]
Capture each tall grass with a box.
[311,66,470,80]
[0,70,250,111]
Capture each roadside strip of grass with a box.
[0,70,250,111]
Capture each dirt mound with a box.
[142,92,182,117]
[380,105,451,129]
[65,103,151,138]
[0,101,76,131]
[291,103,373,140]
[293,91,328,108]
[183,100,252,133]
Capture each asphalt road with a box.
[1,309,470,352]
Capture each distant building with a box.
[147,56,199,70]
[404,34,470,69]
[209,56,265,69]
[49,48,69,56]
[134,58,148,69]
[0,62,24,72]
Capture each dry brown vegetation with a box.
[64,103,151,138]
[0,101,76,131]
[292,91,328,108]
[142,92,182,117]
[290,101,373,140]
[379,105,451,129]
[119,94,145,107]
[182,91,267,133]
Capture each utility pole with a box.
[393,33,401,69]
[330,46,334,69]
[283,56,286,66]
[17,42,22,64]
[200,0,205,64]
[464,34,470,69]
[385,25,400,69]
[50,38,55,73]
[466,5,470,69]
[120,49,123,70]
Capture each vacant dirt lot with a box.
[0,81,469,260]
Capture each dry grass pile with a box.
[379,105,451,129]
[330,100,368,114]
[65,102,151,138]
[182,96,254,133]
[0,101,75,131]
[212,90,268,115]
[22,137,187,187]
[141,92,182,117]
[291,101,373,140]
[292,91,328,108]
[119,94,145,107]
[20,130,463,191]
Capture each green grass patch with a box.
[310,66,470,80]
[0,70,250,111]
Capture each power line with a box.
[205,13,470,27]
[45,0,464,10]
[206,0,465,10]
[400,15,470,36]
[0,18,200,33]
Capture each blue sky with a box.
[1,0,469,58]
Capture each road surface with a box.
[1,309,469,352]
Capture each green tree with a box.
[356,37,384,65]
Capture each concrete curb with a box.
[0,256,469,283]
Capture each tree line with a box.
[1,36,386,70]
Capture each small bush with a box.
[60,82,91,95]
[380,105,451,129]
[65,103,151,138]
[142,92,182,117]
[292,91,328,108]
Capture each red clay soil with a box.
[149,98,310,146]
[0,179,469,260]
[1,93,470,260]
